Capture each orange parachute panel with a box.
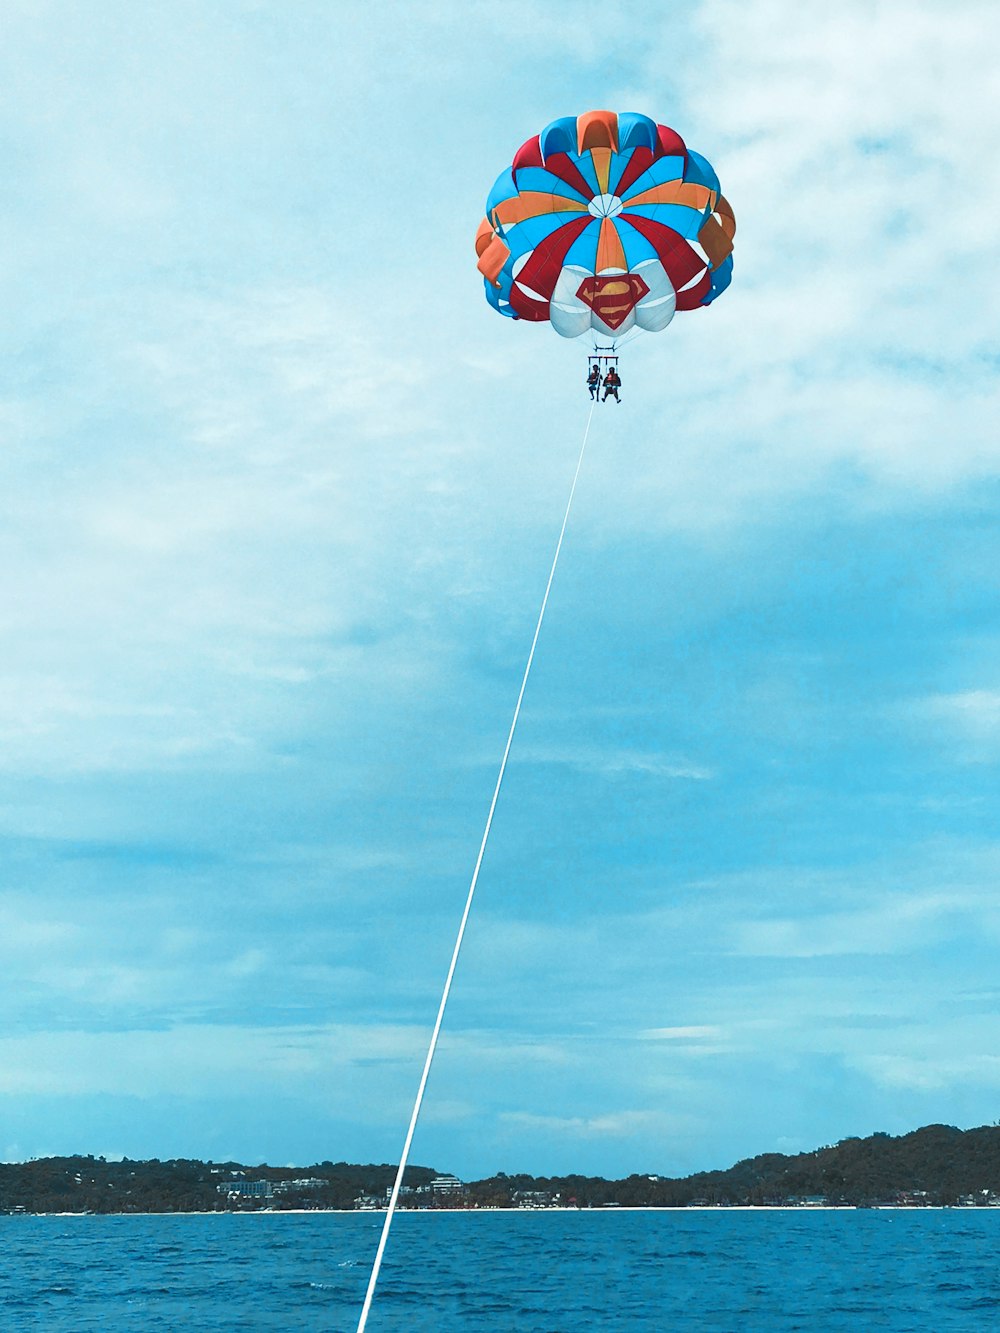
[697,215,734,269]
[590,148,613,196]
[492,191,588,226]
[577,110,618,155]
[476,233,511,286]
[596,218,627,273]
[625,181,716,211]
[715,195,737,240]
[474,216,495,259]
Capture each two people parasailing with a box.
[587,363,621,403]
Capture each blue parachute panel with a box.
[539,116,578,160]
[684,150,720,197]
[607,150,642,197]
[625,203,706,239]
[617,157,687,202]
[617,112,659,153]
[573,152,601,198]
[563,221,601,270]
[484,277,518,317]
[511,167,592,203]
[703,253,733,305]
[616,222,661,269]
[501,211,590,256]
[486,167,517,220]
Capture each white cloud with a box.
[850,1007,1000,1093]
[0,905,77,955]
[606,0,1000,511]
[728,893,961,958]
[512,744,713,781]
[641,1026,723,1041]
[852,1053,1000,1093]
[498,1108,687,1140]
[0,1022,426,1098]
[912,689,1000,761]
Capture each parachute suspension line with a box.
[614,327,643,351]
[356,399,598,1333]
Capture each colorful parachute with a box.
[475,110,735,340]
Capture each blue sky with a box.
[2,0,999,1180]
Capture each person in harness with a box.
[602,365,621,403]
[586,363,601,399]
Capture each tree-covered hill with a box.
[5,1123,1000,1213]
[0,1157,437,1214]
[466,1124,1000,1208]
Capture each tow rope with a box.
[356,398,597,1331]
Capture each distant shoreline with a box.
[8,1204,1000,1218]
[6,1126,1000,1212]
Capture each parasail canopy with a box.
[475,109,735,340]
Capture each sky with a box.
[1,0,999,1181]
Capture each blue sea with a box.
[2,1209,999,1331]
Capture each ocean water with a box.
[2,1209,999,1331]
